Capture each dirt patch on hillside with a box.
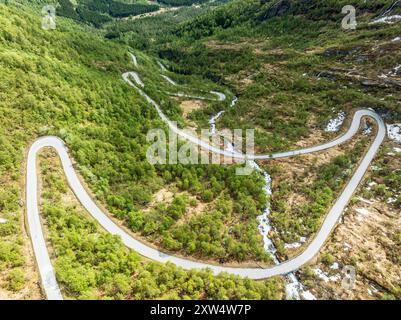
[266,133,365,187]
[145,186,213,226]
[144,187,175,213]
[299,196,401,300]
[225,72,255,90]
[175,198,210,226]
[123,7,180,21]
[179,99,206,118]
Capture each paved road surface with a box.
[27,58,386,300]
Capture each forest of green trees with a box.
[39,151,283,299]
[158,0,209,6]
[0,2,277,297]
[270,139,371,250]
[57,0,160,27]
[100,0,401,255]
[1,0,401,300]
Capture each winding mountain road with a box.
[27,56,387,300]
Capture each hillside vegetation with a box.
[1,0,400,300]
[0,1,284,298]
[38,149,282,300]
[99,0,401,299]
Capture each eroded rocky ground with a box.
[298,141,401,300]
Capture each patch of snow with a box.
[394,147,401,153]
[325,112,346,132]
[389,64,401,76]
[381,64,401,78]
[363,125,372,135]
[392,37,401,42]
[285,236,307,249]
[355,208,370,221]
[344,242,352,251]
[313,268,341,283]
[330,262,340,270]
[357,197,375,205]
[284,242,302,249]
[0,218,7,223]
[387,197,397,204]
[387,124,401,143]
[370,285,379,293]
[285,272,317,300]
[355,208,371,217]
[302,290,317,300]
[372,15,401,24]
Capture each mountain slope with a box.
[0,2,283,299]
[2,0,400,300]
[144,0,401,299]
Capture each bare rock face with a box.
[323,47,360,58]
[316,71,337,82]
[260,0,292,21]
[361,80,382,87]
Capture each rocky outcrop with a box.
[323,47,361,58]
[260,0,292,21]
[316,71,337,82]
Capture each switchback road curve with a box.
[26,57,386,300]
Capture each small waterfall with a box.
[209,111,225,135]
[207,96,315,299]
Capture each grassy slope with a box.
[103,0,401,298]
[154,0,401,298]
[2,0,400,299]
[0,2,284,298]
[38,149,282,300]
[0,1,156,297]
[106,0,401,225]
[152,0,401,147]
